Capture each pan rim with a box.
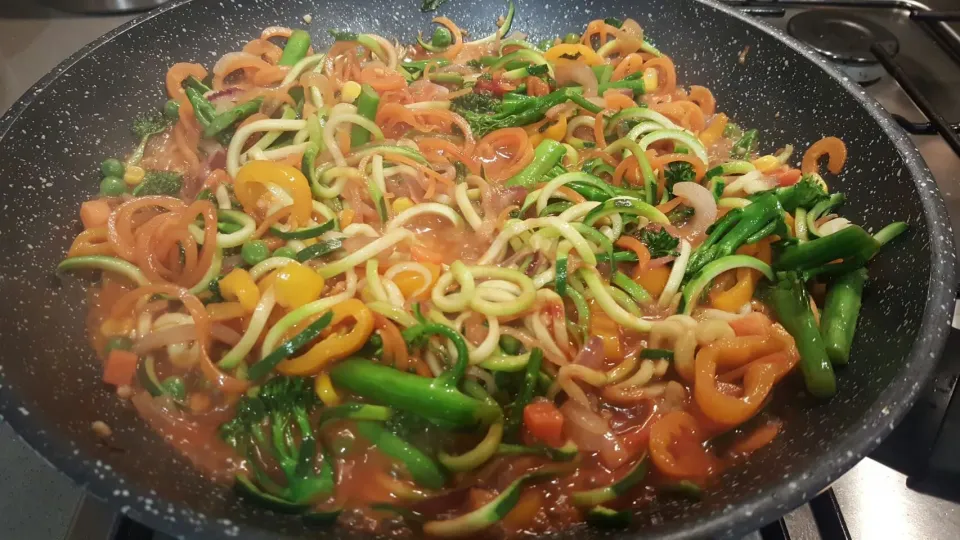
[0,0,954,538]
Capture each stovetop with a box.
[2,1,960,539]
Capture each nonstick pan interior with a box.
[0,0,954,538]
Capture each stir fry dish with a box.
[59,3,907,536]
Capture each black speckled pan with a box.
[0,0,955,538]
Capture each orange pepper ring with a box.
[649,411,711,477]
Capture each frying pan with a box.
[0,0,955,538]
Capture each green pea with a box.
[100,158,125,178]
[241,240,270,265]
[563,33,579,44]
[537,39,554,51]
[272,246,298,259]
[163,99,180,120]
[103,336,133,356]
[499,335,524,355]
[432,27,453,48]
[99,176,126,196]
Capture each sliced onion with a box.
[561,401,630,468]
[817,217,851,236]
[135,324,196,355]
[561,400,608,436]
[409,80,450,102]
[614,19,645,54]
[211,323,242,346]
[673,181,717,239]
[574,336,606,369]
[554,60,598,97]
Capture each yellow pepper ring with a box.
[276,299,375,376]
[234,161,313,227]
[543,45,605,66]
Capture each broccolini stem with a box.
[820,268,867,365]
[503,348,543,441]
[354,421,447,489]
[597,78,645,96]
[768,274,837,398]
[278,29,312,67]
[873,221,908,247]
[350,84,380,148]
[505,139,566,187]
[774,225,879,272]
[204,98,264,138]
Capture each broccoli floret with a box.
[451,93,501,115]
[129,111,175,165]
[730,128,759,159]
[634,227,680,258]
[451,88,578,137]
[769,173,828,212]
[132,170,183,197]
[220,376,333,510]
[667,205,695,226]
[664,161,696,194]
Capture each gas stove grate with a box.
[722,1,960,158]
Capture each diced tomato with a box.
[80,199,112,230]
[523,400,565,447]
[102,349,138,387]
[774,168,802,187]
[729,312,772,336]
[473,73,516,97]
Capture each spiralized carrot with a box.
[434,17,464,60]
[688,85,716,116]
[651,153,707,183]
[166,63,207,108]
[476,128,534,183]
[603,90,637,111]
[643,57,677,95]
[375,314,409,372]
[612,155,639,187]
[243,38,283,64]
[592,111,607,149]
[417,137,481,174]
[802,136,847,175]
[611,53,645,81]
[110,284,248,393]
[615,236,652,279]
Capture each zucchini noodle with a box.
[317,229,412,278]
[218,288,278,369]
[227,119,306,176]
[387,202,464,231]
[658,239,691,308]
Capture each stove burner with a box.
[787,10,899,83]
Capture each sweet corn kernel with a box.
[123,165,145,186]
[752,155,780,173]
[341,81,362,103]
[100,317,133,337]
[642,67,659,93]
[392,197,414,214]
